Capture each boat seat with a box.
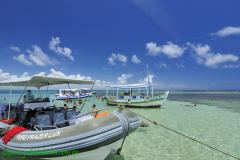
[53,111,68,128]
[66,110,77,125]
[34,112,57,131]
[36,107,44,111]
[66,110,77,120]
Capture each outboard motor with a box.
[0,122,9,136]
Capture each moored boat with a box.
[0,76,140,160]
[56,89,89,100]
[105,83,169,108]
[105,65,169,108]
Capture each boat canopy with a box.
[106,83,150,89]
[0,76,94,88]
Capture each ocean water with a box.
[0,90,240,160]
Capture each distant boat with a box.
[55,88,89,100]
[105,83,169,108]
[80,88,96,97]
[105,66,169,108]
[0,76,140,160]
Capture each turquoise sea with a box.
[0,90,240,160]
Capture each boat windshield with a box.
[24,90,50,103]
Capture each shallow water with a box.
[0,91,240,160]
[104,99,240,160]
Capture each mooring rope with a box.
[123,107,240,160]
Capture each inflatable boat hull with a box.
[0,111,139,159]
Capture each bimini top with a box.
[0,76,94,88]
[106,83,150,89]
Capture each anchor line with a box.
[123,108,240,160]
[117,135,127,155]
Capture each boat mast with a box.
[147,64,151,97]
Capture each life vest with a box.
[96,112,109,118]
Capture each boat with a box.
[0,76,140,160]
[105,66,169,108]
[55,89,89,100]
[80,88,96,97]
[105,83,169,108]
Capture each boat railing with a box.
[33,125,58,131]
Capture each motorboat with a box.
[55,89,89,100]
[80,88,96,97]
[0,76,140,160]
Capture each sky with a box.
[0,0,240,90]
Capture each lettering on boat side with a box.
[15,131,61,141]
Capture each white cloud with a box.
[131,0,174,32]
[11,45,58,67]
[45,69,92,81]
[156,62,169,69]
[212,26,240,37]
[0,69,30,82]
[10,46,21,52]
[95,80,113,88]
[117,74,132,84]
[0,68,92,83]
[49,37,74,61]
[107,53,128,65]
[131,55,142,64]
[223,64,240,69]
[175,63,185,68]
[146,41,185,58]
[13,54,33,66]
[146,42,161,56]
[139,74,154,84]
[187,43,239,68]
[28,45,58,66]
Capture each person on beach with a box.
[64,104,68,110]
[78,100,82,106]
[91,104,98,117]
[73,102,78,108]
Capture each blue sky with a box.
[0,0,240,89]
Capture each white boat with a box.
[106,83,169,108]
[80,88,96,97]
[105,66,169,108]
[56,89,89,100]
